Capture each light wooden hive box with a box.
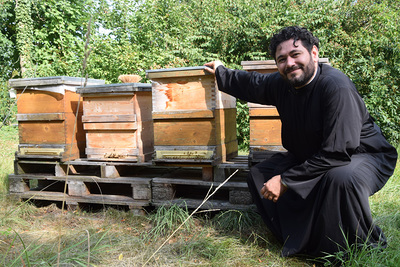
[241,58,330,163]
[146,66,238,165]
[76,83,153,162]
[9,76,105,161]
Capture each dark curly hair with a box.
[269,26,319,59]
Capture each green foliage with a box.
[0,0,399,147]
[0,228,111,266]
[28,0,95,78]
[236,100,250,151]
[0,125,18,195]
[0,1,16,80]
[145,204,194,240]
[213,209,262,233]
[0,81,16,126]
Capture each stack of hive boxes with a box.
[77,83,153,163]
[9,76,105,161]
[146,66,238,167]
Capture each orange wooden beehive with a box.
[241,59,330,163]
[146,66,238,165]
[9,76,105,161]
[77,83,153,162]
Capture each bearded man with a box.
[205,26,397,257]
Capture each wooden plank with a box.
[202,167,213,181]
[82,95,136,116]
[84,122,138,130]
[250,118,282,146]
[241,60,275,66]
[249,108,279,117]
[214,108,238,147]
[135,120,154,162]
[18,121,65,144]
[101,165,120,178]
[85,147,139,154]
[68,180,90,196]
[77,83,151,94]
[155,149,215,160]
[214,108,238,162]
[9,174,153,185]
[153,119,216,146]
[17,89,66,114]
[86,147,140,160]
[9,76,104,88]
[86,131,137,151]
[64,111,86,160]
[82,114,136,123]
[151,183,175,200]
[152,110,214,119]
[12,191,149,206]
[152,177,248,188]
[8,177,30,193]
[133,92,153,121]
[146,66,211,79]
[18,147,65,156]
[152,76,215,112]
[242,65,277,71]
[152,159,214,166]
[17,113,65,121]
[132,184,151,200]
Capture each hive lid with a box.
[9,76,105,88]
[76,83,151,94]
[8,76,105,95]
[146,66,212,79]
[241,60,277,71]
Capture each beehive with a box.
[77,83,153,162]
[241,59,330,162]
[9,76,105,161]
[146,66,238,165]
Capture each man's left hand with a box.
[260,175,287,202]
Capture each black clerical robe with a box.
[215,63,398,257]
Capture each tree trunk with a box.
[15,0,33,77]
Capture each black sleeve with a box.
[215,65,279,105]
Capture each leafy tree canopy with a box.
[0,0,399,146]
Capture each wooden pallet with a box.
[9,174,151,214]
[9,156,254,212]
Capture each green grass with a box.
[0,125,18,196]
[0,125,399,266]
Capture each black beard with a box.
[283,59,315,88]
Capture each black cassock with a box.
[215,64,398,257]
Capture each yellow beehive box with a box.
[146,66,238,165]
[9,76,105,161]
[77,83,153,162]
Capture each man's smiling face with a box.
[275,38,319,88]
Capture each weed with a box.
[144,203,194,242]
[315,226,388,267]
[213,209,262,233]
